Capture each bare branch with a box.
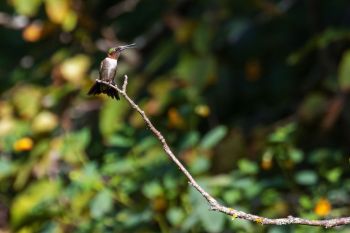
[96,76,350,228]
[122,75,128,92]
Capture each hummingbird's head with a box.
[107,43,136,59]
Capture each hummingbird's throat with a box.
[108,52,119,60]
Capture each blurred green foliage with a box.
[1,0,350,232]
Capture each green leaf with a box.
[223,189,242,204]
[269,123,296,143]
[0,158,14,179]
[193,22,212,54]
[295,170,318,185]
[90,189,113,219]
[176,53,216,90]
[11,180,60,227]
[338,50,350,91]
[200,126,227,149]
[237,159,258,175]
[289,148,304,163]
[189,156,210,174]
[61,128,90,164]
[166,207,184,226]
[142,181,163,198]
[70,163,103,190]
[189,186,224,233]
[325,168,342,183]
[179,131,200,150]
[198,201,225,233]
[12,85,42,119]
[99,99,128,138]
[12,0,42,16]
[107,134,134,147]
[268,226,287,233]
[299,195,312,209]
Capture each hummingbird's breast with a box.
[100,58,118,82]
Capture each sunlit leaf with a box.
[31,111,58,133]
[11,0,42,16]
[295,170,318,185]
[325,168,342,183]
[60,54,91,85]
[12,86,42,119]
[268,123,296,143]
[166,207,185,226]
[195,192,225,233]
[60,129,90,164]
[62,11,77,32]
[11,180,60,228]
[100,99,128,138]
[90,189,113,219]
[69,163,103,190]
[45,0,69,24]
[107,134,134,147]
[0,158,15,179]
[289,148,304,163]
[223,189,242,204]
[200,125,227,149]
[142,181,163,198]
[238,159,258,175]
[189,156,210,174]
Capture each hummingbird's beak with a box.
[119,43,136,51]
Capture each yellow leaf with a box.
[195,104,210,117]
[12,86,42,119]
[11,180,60,227]
[45,0,69,24]
[60,55,91,85]
[32,111,58,133]
[11,0,42,16]
[62,10,77,31]
[13,137,34,152]
[0,117,15,137]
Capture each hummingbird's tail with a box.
[88,82,120,100]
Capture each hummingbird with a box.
[88,43,136,100]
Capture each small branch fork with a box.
[96,76,350,228]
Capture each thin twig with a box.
[96,76,350,228]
